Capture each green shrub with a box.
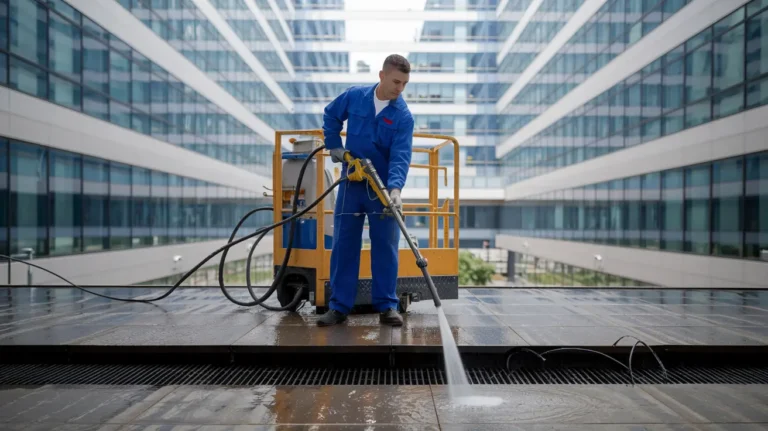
[458,251,496,286]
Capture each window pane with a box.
[747,75,768,107]
[714,24,745,92]
[748,0,768,17]
[109,162,131,250]
[132,167,152,247]
[49,75,81,110]
[0,0,7,51]
[684,164,711,255]
[110,100,131,128]
[10,0,47,66]
[685,42,713,103]
[10,57,46,98]
[168,174,183,244]
[83,89,109,121]
[661,169,684,251]
[713,157,743,257]
[0,139,7,257]
[110,51,131,104]
[49,150,81,256]
[685,99,711,128]
[49,13,82,82]
[664,108,684,135]
[83,157,108,252]
[82,34,109,94]
[662,59,684,112]
[183,177,196,242]
[623,176,641,247]
[10,141,47,257]
[745,152,768,258]
[642,172,661,249]
[713,84,744,119]
[132,58,150,113]
[151,171,168,245]
[746,11,768,78]
[0,53,7,85]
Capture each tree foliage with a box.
[458,251,495,286]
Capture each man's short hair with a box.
[383,54,410,74]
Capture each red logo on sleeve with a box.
[383,117,393,125]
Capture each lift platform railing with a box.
[274,129,460,252]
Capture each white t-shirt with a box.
[374,85,389,116]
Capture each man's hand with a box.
[330,148,347,163]
[389,188,403,217]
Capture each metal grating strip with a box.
[2,364,768,386]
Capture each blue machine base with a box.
[282,217,333,249]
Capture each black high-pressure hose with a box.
[216,144,326,310]
[0,144,344,307]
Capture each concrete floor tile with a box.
[0,385,176,425]
[131,385,438,425]
[118,425,437,430]
[640,385,768,423]
[3,424,122,430]
[392,325,527,347]
[72,325,256,346]
[625,326,768,346]
[512,326,662,346]
[431,385,686,425]
[233,325,392,347]
[0,325,118,345]
[440,425,768,431]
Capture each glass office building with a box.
[1,0,766,287]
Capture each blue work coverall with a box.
[323,84,414,314]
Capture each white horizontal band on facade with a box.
[497,0,751,157]
[503,105,768,200]
[272,73,517,84]
[292,10,499,20]
[497,0,511,16]
[294,103,498,116]
[0,87,271,193]
[288,41,502,53]
[495,0,608,113]
[267,0,295,46]
[496,0,545,65]
[66,0,279,142]
[192,0,296,104]
[282,0,295,15]
[239,0,295,76]
[1,236,273,286]
[496,235,768,288]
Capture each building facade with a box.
[1,0,766,287]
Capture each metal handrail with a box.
[274,129,460,251]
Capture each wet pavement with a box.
[1,383,767,429]
[2,288,768,429]
[0,287,767,350]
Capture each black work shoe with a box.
[379,308,403,326]
[317,309,347,326]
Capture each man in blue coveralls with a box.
[317,54,414,327]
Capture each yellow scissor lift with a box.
[272,129,460,313]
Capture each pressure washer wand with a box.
[346,154,442,308]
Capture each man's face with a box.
[378,68,409,100]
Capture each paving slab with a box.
[73,325,257,346]
[640,385,768,423]
[0,385,177,425]
[233,325,392,349]
[0,288,766,350]
[430,385,687,425]
[130,385,438,426]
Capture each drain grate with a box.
[2,364,768,385]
